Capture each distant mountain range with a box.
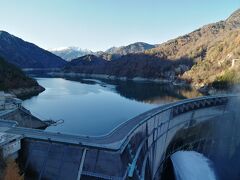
[0,31,66,68]
[50,42,156,61]
[49,47,93,61]
[64,9,240,90]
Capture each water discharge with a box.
[171,151,216,180]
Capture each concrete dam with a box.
[0,94,240,179]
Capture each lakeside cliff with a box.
[0,56,45,98]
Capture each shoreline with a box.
[48,72,237,95]
[7,85,45,99]
[48,72,188,86]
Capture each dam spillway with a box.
[171,151,216,180]
[0,94,240,179]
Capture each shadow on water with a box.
[64,77,202,104]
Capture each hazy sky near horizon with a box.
[0,0,239,51]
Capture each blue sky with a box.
[0,0,239,51]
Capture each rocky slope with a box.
[0,31,66,68]
[0,56,44,97]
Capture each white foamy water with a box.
[171,151,216,180]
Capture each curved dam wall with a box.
[17,95,239,180]
[123,96,236,180]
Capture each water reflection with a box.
[65,77,202,104]
[23,77,202,135]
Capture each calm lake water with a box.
[23,78,201,136]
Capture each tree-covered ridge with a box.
[182,29,240,88]
[0,31,66,68]
[146,9,240,61]
[0,56,39,90]
[64,54,192,80]
[143,9,240,87]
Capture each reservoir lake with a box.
[23,77,201,136]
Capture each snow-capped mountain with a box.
[49,47,93,61]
